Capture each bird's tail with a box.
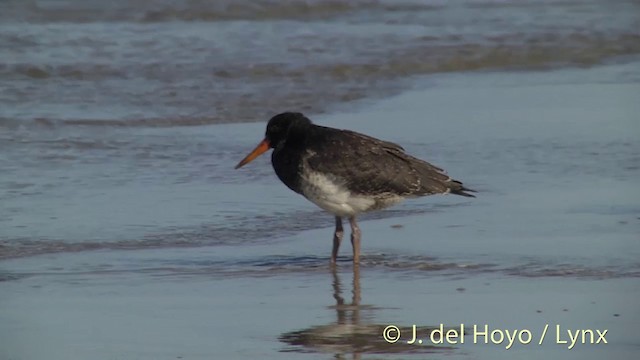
[394,150,477,198]
[448,180,477,198]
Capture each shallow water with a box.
[1,258,638,359]
[1,61,639,358]
[1,1,640,356]
[2,61,639,266]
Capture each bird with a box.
[235,112,475,264]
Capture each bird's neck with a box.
[284,122,314,149]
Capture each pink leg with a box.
[349,216,361,264]
[331,216,343,264]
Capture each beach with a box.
[1,0,639,359]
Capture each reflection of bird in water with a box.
[236,112,475,264]
[331,265,363,332]
[279,266,453,358]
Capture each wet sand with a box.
[1,63,639,359]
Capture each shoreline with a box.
[2,54,639,130]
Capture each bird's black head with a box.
[265,112,312,149]
[234,112,312,169]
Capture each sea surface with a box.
[1,1,639,359]
[2,0,640,126]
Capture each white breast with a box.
[299,169,375,217]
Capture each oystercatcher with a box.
[235,112,475,264]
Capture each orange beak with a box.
[234,138,270,169]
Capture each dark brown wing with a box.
[305,127,475,197]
